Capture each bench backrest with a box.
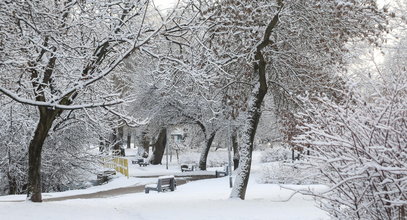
[159,178,173,186]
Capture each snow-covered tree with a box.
[0,0,168,202]
[294,7,407,218]
[295,62,407,219]
[170,0,388,199]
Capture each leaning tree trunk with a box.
[27,108,59,202]
[198,131,216,170]
[231,129,240,170]
[230,78,267,199]
[230,6,280,199]
[150,128,167,165]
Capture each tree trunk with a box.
[99,137,105,152]
[111,128,119,155]
[27,108,59,202]
[230,4,280,200]
[198,131,216,170]
[118,126,125,156]
[127,131,131,149]
[7,142,17,195]
[232,129,239,170]
[150,128,167,165]
[7,173,17,195]
[141,131,150,158]
[230,81,267,199]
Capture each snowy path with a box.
[0,174,215,202]
[45,175,214,201]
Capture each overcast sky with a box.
[153,0,177,10]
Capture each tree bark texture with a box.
[27,108,59,202]
[150,128,167,165]
[198,131,216,170]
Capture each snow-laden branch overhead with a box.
[0,87,124,110]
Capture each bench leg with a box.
[145,188,149,194]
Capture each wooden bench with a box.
[180,164,196,172]
[215,165,229,178]
[139,161,149,167]
[145,176,176,193]
[97,170,116,184]
[132,158,149,167]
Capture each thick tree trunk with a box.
[150,128,167,165]
[232,129,239,170]
[27,109,58,202]
[198,131,216,170]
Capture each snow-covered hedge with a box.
[179,151,228,168]
[260,147,292,163]
[258,161,319,185]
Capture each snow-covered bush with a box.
[0,104,105,195]
[179,150,228,168]
[40,121,102,192]
[178,152,199,165]
[260,147,292,163]
[258,161,319,185]
[294,61,407,219]
[0,104,33,195]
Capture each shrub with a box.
[260,146,292,163]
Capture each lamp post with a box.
[227,122,233,188]
[166,140,169,170]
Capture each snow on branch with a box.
[0,87,123,110]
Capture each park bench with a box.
[145,176,176,193]
[180,164,196,172]
[132,158,149,167]
[215,165,229,178]
[97,170,116,184]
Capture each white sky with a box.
[152,0,178,11]
[153,0,391,12]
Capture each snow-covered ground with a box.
[0,151,329,220]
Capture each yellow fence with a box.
[102,157,129,178]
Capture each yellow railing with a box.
[102,157,129,178]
